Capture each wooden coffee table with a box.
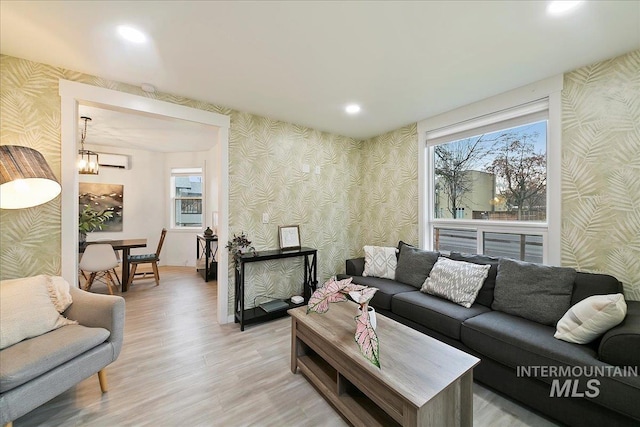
[289,302,479,426]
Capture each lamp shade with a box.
[0,145,61,209]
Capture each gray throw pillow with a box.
[492,258,576,326]
[449,252,500,307]
[395,245,440,288]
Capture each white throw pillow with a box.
[362,246,398,280]
[0,275,77,349]
[554,293,627,344]
[48,275,74,313]
[421,257,490,308]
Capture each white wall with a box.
[81,145,217,267]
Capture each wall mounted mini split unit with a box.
[97,153,130,169]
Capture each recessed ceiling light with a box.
[547,1,583,16]
[117,25,147,43]
[345,104,361,115]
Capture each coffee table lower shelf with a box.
[298,353,399,427]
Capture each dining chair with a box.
[127,228,167,288]
[94,239,122,286]
[79,244,120,295]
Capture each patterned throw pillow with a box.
[421,257,491,308]
[555,293,627,344]
[362,246,398,280]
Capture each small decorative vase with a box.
[204,227,214,237]
[358,305,377,329]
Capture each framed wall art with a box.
[78,182,123,232]
[278,225,300,250]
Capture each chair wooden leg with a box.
[127,264,138,288]
[79,270,88,288]
[104,271,115,295]
[86,272,97,291]
[4,421,13,427]
[98,369,108,393]
[111,268,121,286]
[151,262,160,286]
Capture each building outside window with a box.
[171,168,203,228]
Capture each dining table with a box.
[80,238,147,292]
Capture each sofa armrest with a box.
[65,286,125,358]
[598,300,640,368]
[346,258,365,276]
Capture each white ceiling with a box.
[2,1,639,140]
[78,105,217,152]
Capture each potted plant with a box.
[225,231,256,257]
[307,277,380,367]
[78,204,113,243]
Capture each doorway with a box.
[59,79,230,323]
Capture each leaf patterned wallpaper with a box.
[562,50,640,300]
[2,49,639,307]
[0,54,360,312]
[228,113,360,308]
[355,124,419,250]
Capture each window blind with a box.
[425,98,549,146]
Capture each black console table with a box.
[234,247,317,331]
[196,234,218,282]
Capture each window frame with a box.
[417,76,563,265]
[170,167,204,230]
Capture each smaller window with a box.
[483,232,543,263]
[171,168,203,228]
[434,228,477,254]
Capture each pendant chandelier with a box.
[77,116,99,175]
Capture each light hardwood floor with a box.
[14,267,559,426]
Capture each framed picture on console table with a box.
[278,225,300,250]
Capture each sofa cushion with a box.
[555,293,627,344]
[394,245,439,288]
[420,257,490,308]
[492,258,576,326]
[448,252,500,307]
[0,324,110,393]
[337,274,415,310]
[392,291,491,340]
[1,276,77,350]
[461,311,599,370]
[571,272,623,305]
[362,246,397,279]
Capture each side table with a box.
[234,247,318,331]
[196,234,218,281]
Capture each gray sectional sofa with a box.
[338,244,640,427]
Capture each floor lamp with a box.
[0,145,61,209]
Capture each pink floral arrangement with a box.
[307,277,380,368]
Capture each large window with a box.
[421,87,562,263]
[171,168,203,228]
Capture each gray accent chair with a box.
[0,286,125,426]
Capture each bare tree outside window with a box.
[486,132,546,221]
[434,136,492,219]
[433,121,547,222]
